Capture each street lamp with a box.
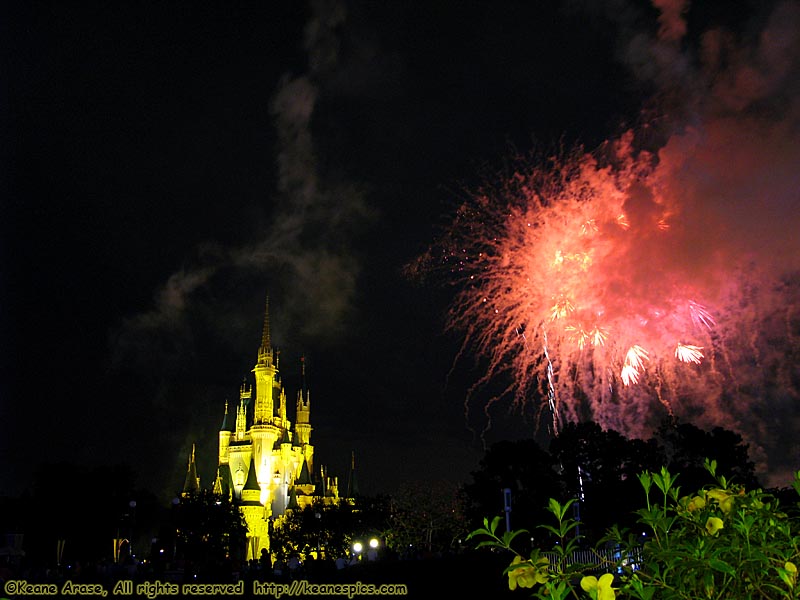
[367,538,379,561]
[128,500,137,559]
[315,512,322,560]
[171,497,180,562]
[273,471,285,514]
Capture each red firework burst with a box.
[427,134,739,435]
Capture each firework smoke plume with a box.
[418,0,800,486]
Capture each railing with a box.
[543,545,643,573]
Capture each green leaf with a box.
[537,524,563,538]
[630,576,656,600]
[777,567,794,588]
[465,528,489,541]
[488,515,502,534]
[501,528,529,546]
[653,466,678,496]
[549,581,569,600]
[709,558,736,576]
[702,571,715,596]
[547,497,577,522]
[638,471,653,494]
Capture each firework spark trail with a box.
[542,328,559,435]
[675,343,704,364]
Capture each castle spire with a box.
[220,399,232,432]
[236,397,247,437]
[295,356,311,434]
[182,443,200,496]
[253,295,277,423]
[346,450,359,498]
[300,354,307,395]
[261,295,271,352]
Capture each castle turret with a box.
[241,460,262,504]
[213,464,232,498]
[287,486,300,511]
[182,444,200,496]
[278,387,287,426]
[294,356,312,446]
[234,382,251,442]
[236,398,247,440]
[279,428,292,454]
[295,457,315,498]
[219,400,232,465]
[346,450,359,498]
[317,465,327,497]
[240,460,269,559]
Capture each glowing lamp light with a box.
[369,538,379,549]
[353,542,363,554]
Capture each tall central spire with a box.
[254,293,277,423]
[261,295,271,352]
[300,354,307,395]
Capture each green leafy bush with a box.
[468,460,800,599]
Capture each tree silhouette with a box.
[166,490,247,580]
[462,439,562,548]
[549,422,665,540]
[386,480,467,557]
[655,418,760,491]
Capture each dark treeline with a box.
[461,418,768,547]
[0,462,163,573]
[2,418,793,588]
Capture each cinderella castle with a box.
[181,297,353,560]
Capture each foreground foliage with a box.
[469,460,800,599]
[462,421,759,546]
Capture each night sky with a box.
[3,1,798,501]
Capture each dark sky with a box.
[3,1,797,500]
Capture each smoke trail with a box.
[651,0,688,43]
[112,0,372,495]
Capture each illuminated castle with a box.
[183,297,345,560]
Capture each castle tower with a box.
[249,297,281,507]
[206,294,348,561]
[294,356,312,447]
